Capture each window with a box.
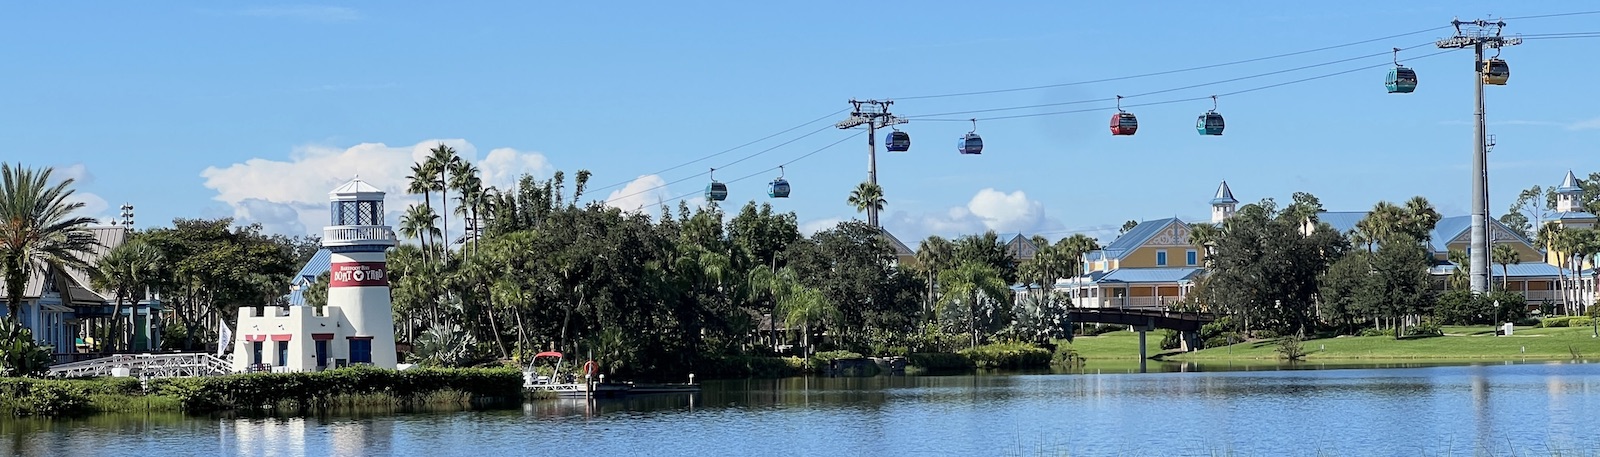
[252,342,263,365]
[1187,250,1198,266]
[350,339,372,364]
[358,201,374,225]
[340,201,358,225]
[277,341,289,367]
[1156,250,1168,266]
[315,340,329,368]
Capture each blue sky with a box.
[4,2,1598,245]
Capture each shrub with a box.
[1159,330,1180,350]
[957,342,1051,369]
[1406,320,1443,337]
[1203,331,1241,350]
[1543,316,1594,328]
[1358,327,1389,337]
[1084,325,1127,336]
[1275,335,1306,361]
[0,378,92,417]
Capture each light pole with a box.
[1437,18,1521,296]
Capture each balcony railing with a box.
[323,225,398,246]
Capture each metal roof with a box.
[1553,211,1597,221]
[878,229,915,257]
[286,248,332,306]
[1315,211,1367,235]
[1435,261,1570,278]
[1005,234,1039,261]
[1097,267,1204,284]
[1101,218,1184,260]
[1210,181,1238,205]
[1557,170,1582,194]
[0,226,126,303]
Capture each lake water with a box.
[5,361,1599,456]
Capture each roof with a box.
[1434,262,1569,278]
[329,177,385,196]
[1210,181,1238,205]
[1315,211,1367,235]
[1005,234,1039,261]
[1101,218,1185,260]
[878,228,915,257]
[1430,216,1535,253]
[0,226,127,303]
[1553,211,1597,221]
[286,249,332,306]
[1557,170,1581,194]
[1096,267,1204,284]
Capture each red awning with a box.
[311,333,334,341]
[245,335,267,342]
[533,351,563,359]
[270,334,293,342]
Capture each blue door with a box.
[252,342,263,366]
[277,341,289,367]
[315,340,329,368]
[350,339,372,364]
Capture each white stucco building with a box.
[231,178,399,372]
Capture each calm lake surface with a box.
[5,361,1599,456]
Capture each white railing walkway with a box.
[47,352,232,379]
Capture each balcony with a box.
[323,225,398,247]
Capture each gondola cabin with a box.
[885,131,911,152]
[768,178,790,198]
[1482,59,1509,85]
[957,133,983,154]
[705,181,728,201]
[1386,67,1418,93]
[1109,112,1138,136]
[1196,112,1225,136]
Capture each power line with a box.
[647,132,863,206]
[910,48,1458,123]
[602,125,841,205]
[902,41,1441,120]
[1504,10,1600,20]
[588,108,847,193]
[890,26,1451,101]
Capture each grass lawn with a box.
[1174,325,1600,361]
[1056,325,1600,362]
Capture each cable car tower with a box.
[836,99,905,228]
[1436,18,1520,296]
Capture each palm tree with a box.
[938,261,1011,348]
[1186,224,1221,267]
[775,281,834,356]
[1056,233,1100,277]
[1401,196,1442,241]
[1447,249,1471,291]
[847,181,886,227]
[0,164,99,323]
[1491,243,1521,291]
[448,160,483,255]
[405,161,437,239]
[915,235,954,321]
[427,144,463,260]
[88,239,163,352]
[399,204,441,257]
[1356,201,1406,250]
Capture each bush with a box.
[1406,320,1443,337]
[957,342,1051,369]
[1159,330,1180,350]
[1275,335,1306,361]
[1358,327,1389,337]
[1084,325,1127,336]
[1202,331,1241,350]
[0,378,92,417]
[149,366,523,412]
[1541,316,1595,328]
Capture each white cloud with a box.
[884,188,1063,242]
[48,163,114,223]
[201,139,553,236]
[604,175,671,214]
[481,147,553,191]
[1568,117,1600,131]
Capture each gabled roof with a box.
[1553,211,1597,221]
[1101,218,1186,260]
[1557,170,1582,194]
[1005,234,1039,261]
[1315,211,1367,235]
[1210,181,1238,205]
[287,249,332,306]
[1430,216,1535,253]
[1097,267,1204,284]
[878,229,915,257]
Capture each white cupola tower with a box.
[1210,181,1239,224]
[323,177,399,369]
[1556,170,1582,213]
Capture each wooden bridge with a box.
[1067,308,1218,372]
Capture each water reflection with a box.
[4,362,1600,456]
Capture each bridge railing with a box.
[46,352,232,379]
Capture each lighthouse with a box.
[232,177,399,372]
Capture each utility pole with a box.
[1437,18,1520,295]
[836,99,904,228]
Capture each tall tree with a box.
[916,235,955,321]
[427,144,463,260]
[88,238,164,352]
[0,164,99,323]
[846,181,886,227]
[1055,233,1100,276]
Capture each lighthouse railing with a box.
[323,225,397,246]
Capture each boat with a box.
[522,351,702,398]
[522,351,632,398]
